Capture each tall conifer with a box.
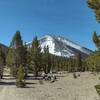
[31,36,41,77]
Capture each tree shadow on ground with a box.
[25,76,43,80]
[2,77,15,80]
[0,81,16,86]
[0,80,37,88]
[26,82,37,85]
[24,86,35,88]
[3,75,12,77]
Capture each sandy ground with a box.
[0,71,100,100]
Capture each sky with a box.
[0,0,100,50]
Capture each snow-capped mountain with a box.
[27,35,93,58]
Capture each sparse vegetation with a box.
[16,65,26,88]
[73,73,77,79]
[95,85,100,95]
[0,0,99,100]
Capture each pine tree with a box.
[10,31,23,49]
[16,65,26,88]
[87,0,100,23]
[10,31,23,67]
[68,58,72,72]
[26,49,32,73]
[23,42,28,77]
[6,31,27,76]
[86,51,100,72]
[76,53,82,72]
[42,46,51,74]
[6,48,16,76]
[93,31,100,50]
[93,31,98,45]
[0,47,5,79]
[31,36,41,77]
[87,0,100,50]
[51,55,56,72]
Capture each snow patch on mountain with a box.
[26,35,93,58]
[56,36,91,55]
[40,35,55,54]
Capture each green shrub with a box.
[73,73,77,79]
[98,77,100,80]
[95,85,100,95]
[16,65,26,88]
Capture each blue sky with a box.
[0,0,100,50]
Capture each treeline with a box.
[48,54,86,72]
[6,31,86,75]
[0,31,87,75]
[0,31,88,87]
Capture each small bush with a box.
[73,73,77,79]
[95,85,100,95]
[78,74,80,77]
[16,80,26,88]
[16,65,26,88]
[39,79,44,85]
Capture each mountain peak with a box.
[40,35,93,58]
[27,35,93,58]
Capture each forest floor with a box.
[0,69,100,100]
